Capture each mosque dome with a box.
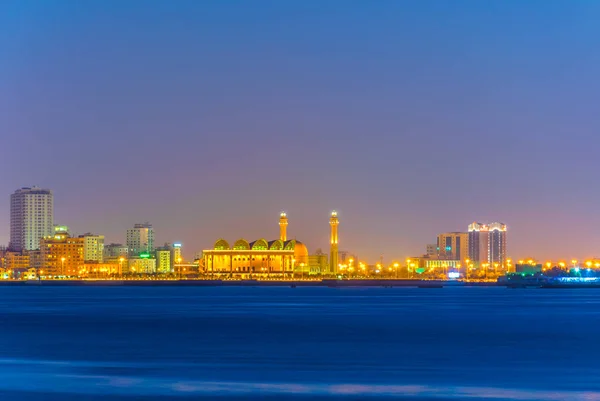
[294,241,309,264]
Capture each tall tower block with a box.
[279,212,288,241]
[330,211,339,274]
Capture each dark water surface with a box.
[1,286,599,400]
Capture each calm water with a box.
[1,286,600,400]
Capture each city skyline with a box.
[3,185,600,265]
[3,1,600,261]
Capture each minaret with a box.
[330,211,339,274]
[279,212,288,241]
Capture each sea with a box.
[1,286,599,400]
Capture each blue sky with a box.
[2,1,600,261]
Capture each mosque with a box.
[202,211,340,277]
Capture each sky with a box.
[1,0,600,262]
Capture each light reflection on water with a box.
[0,286,599,400]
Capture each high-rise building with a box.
[81,234,104,262]
[330,211,339,274]
[40,231,84,276]
[488,222,507,267]
[468,222,488,265]
[126,223,154,257]
[9,187,54,252]
[468,222,507,266]
[436,232,469,261]
[426,244,437,258]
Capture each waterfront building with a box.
[24,249,42,269]
[437,232,468,261]
[3,252,30,270]
[128,255,156,274]
[407,256,429,269]
[426,244,437,257]
[81,234,104,262]
[488,222,507,267]
[330,211,339,274]
[9,187,54,252]
[104,243,128,259]
[126,223,154,257]
[468,222,488,265]
[515,262,542,275]
[40,230,84,276]
[468,222,507,267]
[155,247,172,273]
[171,242,182,270]
[19,268,38,280]
[202,212,309,277]
[308,251,328,274]
[426,259,461,269]
[80,262,120,277]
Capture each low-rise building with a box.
[128,255,156,274]
[40,231,85,276]
[79,262,121,278]
[308,253,328,274]
[104,243,129,259]
[426,259,461,269]
[82,234,105,262]
[3,252,30,270]
[25,250,42,270]
[155,248,171,273]
[515,263,542,275]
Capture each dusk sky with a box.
[2,1,600,262]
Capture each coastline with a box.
[0,279,499,287]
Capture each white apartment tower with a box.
[126,223,155,257]
[10,187,54,252]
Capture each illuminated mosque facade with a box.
[202,211,340,277]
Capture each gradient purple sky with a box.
[2,1,600,262]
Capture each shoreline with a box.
[0,279,499,287]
